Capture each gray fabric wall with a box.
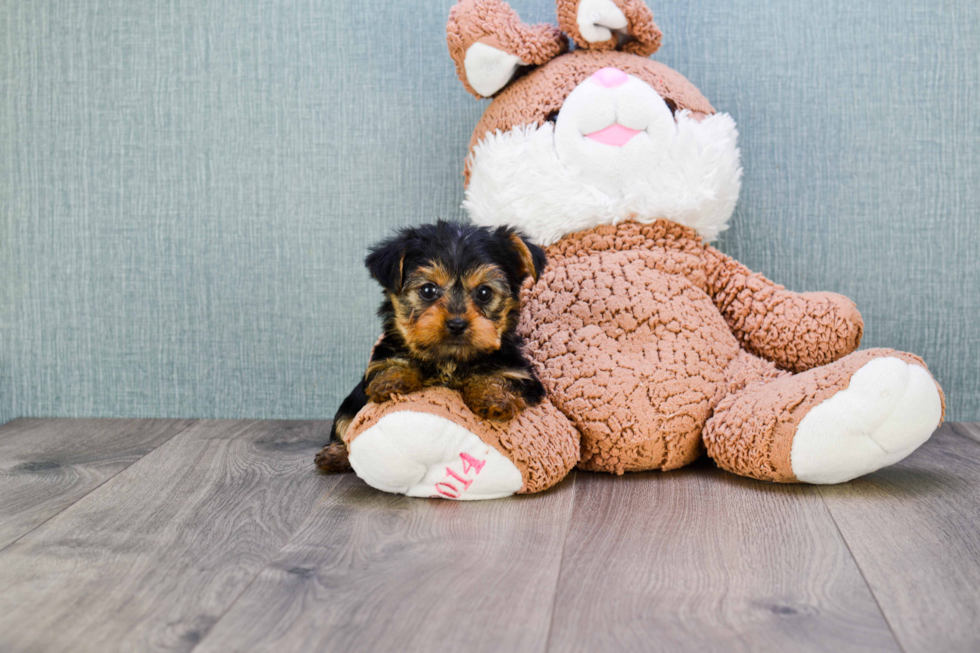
[1,0,978,424]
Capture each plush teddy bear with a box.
[333,0,945,500]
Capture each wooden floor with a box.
[1,420,978,653]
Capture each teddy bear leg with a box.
[334,387,580,499]
[704,348,944,484]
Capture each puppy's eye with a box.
[419,284,439,301]
[474,285,493,303]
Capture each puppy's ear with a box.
[507,231,547,283]
[556,0,662,56]
[447,0,568,98]
[365,236,406,293]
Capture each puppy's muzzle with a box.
[446,317,469,336]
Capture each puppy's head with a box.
[366,221,545,362]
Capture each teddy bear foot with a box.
[705,349,944,484]
[339,386,580,499]
[790,356,943,484]
[348,410,523,500]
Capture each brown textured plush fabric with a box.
[463,49,715,183]
[345,386,580,494]
[447,0,569,98]
[555,0,663,56]
[703,348,945,482]
[521,221,792,473]
[703,246,864,373]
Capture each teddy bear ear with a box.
[447,0,568,98]
[556,0,662,56]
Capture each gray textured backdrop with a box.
[1,0,978,424]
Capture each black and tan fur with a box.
[315,221,547,473]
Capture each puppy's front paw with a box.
[463,378,525,422]
[366,365,422,403]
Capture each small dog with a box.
[315,221,548,473]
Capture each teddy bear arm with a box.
[702,245,864,373]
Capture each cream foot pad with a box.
[348,411,524,500]
[791,357,943,484]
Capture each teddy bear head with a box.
[447,0,743,246]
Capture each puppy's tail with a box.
[315,441,352,473]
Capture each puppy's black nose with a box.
[446,318,469,336]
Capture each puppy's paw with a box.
[366,365,422,403]
[314,441,352,473]
[463,378,525,422]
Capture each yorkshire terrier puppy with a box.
[315,221,547,473]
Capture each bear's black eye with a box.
[474,285,493,303]
[419,284,439,301]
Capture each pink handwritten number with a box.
[459,452,486,475]
[444,467,473,490]
[434,482,460,499]
[433,453,487,499]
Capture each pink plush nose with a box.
[591,67,629,88]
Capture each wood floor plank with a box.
[0,420,338,653]
[546,461,901,653]
[193,472,578,653]
[0,418,193,550]
[819,425,980,653]
[948,421,980,444]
